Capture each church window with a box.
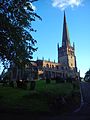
[52,65,54,68]
[56,66,59,70]
[46,64,49,68]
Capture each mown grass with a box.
[0,80,80,113]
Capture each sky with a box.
[32,0,90,77]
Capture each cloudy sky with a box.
[31,0,90,77]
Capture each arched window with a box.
[56,66,59,70]
[52,65,54,69]
[46,64,49,68]
[71,63,73,66]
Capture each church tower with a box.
[58,12,77,72]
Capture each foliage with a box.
[85,69,90,77]
[84,69,90,81]
[0,0,41,72]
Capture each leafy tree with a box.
[84,69,90,81]
[0,0,41,73]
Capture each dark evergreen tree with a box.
[0,0,41,72]
[84,69,90,81]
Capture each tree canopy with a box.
[84,69,90,81]
[85,69,90,77]
[0,0,41,72]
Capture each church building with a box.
[30,12,80,80]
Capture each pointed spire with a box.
[62,11,70,47]
[57,43,59,50]
[64,11,66,24]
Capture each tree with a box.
[84,69,90,82]
[0,0,41,73]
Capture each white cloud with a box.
[52,0,83,10]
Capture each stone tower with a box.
[58,12,77,72]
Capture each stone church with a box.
[28,12,80,80]
[1,12,80,82]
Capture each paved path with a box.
[0,82,90,120]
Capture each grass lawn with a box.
[0,80,80,114]
[36,80,74,95]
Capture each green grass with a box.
[0,80,80,112]
[35,80,73,95]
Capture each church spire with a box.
[62,11,70,47]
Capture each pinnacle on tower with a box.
[73,42,75,50]
[62,11,70,47]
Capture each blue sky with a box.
[32,0,90,77]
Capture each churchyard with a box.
[0,79,80,114]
